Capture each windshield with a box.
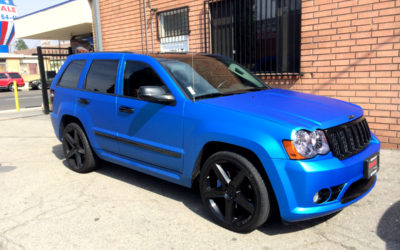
[158,55,270,100]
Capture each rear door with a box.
[75,54,122,155]
[115,56,184,173]
[0,73,8,87]
[8,73,24,86]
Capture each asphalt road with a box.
[0,90,43,111]
[0,110,399,250]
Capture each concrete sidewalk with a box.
[0,111,399,250]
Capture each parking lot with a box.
[0,109,399,250]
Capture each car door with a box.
[0,73,8,87]
[75,54,122,155]
[116,57,184,173]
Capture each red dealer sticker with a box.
[364,152,379,179]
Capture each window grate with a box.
[205,0,301,75]
[158,7,190,39]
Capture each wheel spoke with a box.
[73,129,79,144]
[204,188,225,199]
[235,191,255,214]
[213,163,231,187]
[230,170,246,188]
[66,148,76,159]
[75,152,83,168]
[225,199,234,224]
[77,146,85,154]
[64,133,75,147]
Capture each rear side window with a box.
[123,61,166,98]
[85,60,119,94]
[0,73,7,79]
[58,60,86,88]
[8,73,21,79]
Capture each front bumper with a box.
[268,133,380,222]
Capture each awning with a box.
[14,0,92,40]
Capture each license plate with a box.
[364,152,379,179]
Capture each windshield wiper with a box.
[195,87,270,100]
[244,86,271,92]
[195,92,228,100]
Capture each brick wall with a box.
[98,0,206,53]
[271,0,400,149]
[97,0,400,149]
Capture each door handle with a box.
[119,106,134,114]
[78,98,90,105]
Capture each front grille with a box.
[325,117,371,160]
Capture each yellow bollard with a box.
[13,81,20,112]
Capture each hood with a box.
[198,88,363,129]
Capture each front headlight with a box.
[283,129,330,160]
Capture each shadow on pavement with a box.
[52,144,64,160]
[377,201,400,250]
[0,165,16,173]
[259,210,341,235]
[95,160,213,223]
[51,144,342,234]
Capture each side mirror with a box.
[138,86,176,105]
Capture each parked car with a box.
[50,53,380,233]
[29,77,53,90]
[0,72,25,91]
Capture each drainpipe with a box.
[139,0,145,53]
[148,0,155,53]
[143,0,149,54]
[92,0,103,51]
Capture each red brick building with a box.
[92,0,400,149]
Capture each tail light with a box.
[50,89,55,105]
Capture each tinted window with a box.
[8,73,21,79]
[85,60,119,94]
[123,61,168,98]
[58,60,86,88]
[0,73,7,79]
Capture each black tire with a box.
[62,122,98,173]
[199,151,270,233]
[8,83,14,91]
[37,83,42,90]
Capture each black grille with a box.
[325,117,371,160]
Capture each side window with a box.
[8,73,22,79]
[0,73,7,79]
[123,61,169,98]
[85,60,119,94]
[58,60,86,88]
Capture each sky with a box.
[11,0,67,49]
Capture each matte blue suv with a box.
[50,52,380,233]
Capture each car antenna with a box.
[191,53,195,103]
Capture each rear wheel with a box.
[37,83,42,90]
[199,151,270,233]
[8,83,14,91]
[62,123,98,173]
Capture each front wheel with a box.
[8,83,14,91]
[37,83,42,90]
[62,123,98,173]
[199,151,270,233]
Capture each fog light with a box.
[313,188,331,204]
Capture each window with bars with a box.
[207,0,301,75]
[158,7,190,38]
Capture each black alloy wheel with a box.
[62,123,98,173]
[199,151,270,233]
